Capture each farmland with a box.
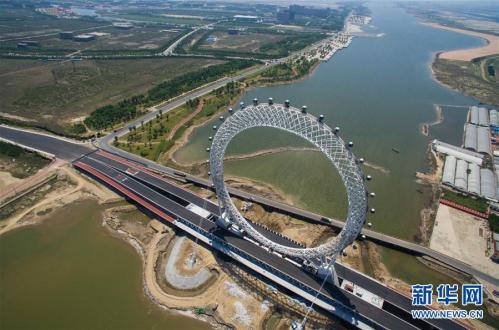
[0,57,224,134]
[199,31,286,53]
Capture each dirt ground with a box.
[0,171,20,191]
[430,204,498,280]
[415,147,444,244]
[0,166,118,236]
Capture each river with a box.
[0,200,210,330]
[173,3,485,284]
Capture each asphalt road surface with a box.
[0,125,91,161]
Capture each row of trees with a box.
[84,60,254,131]
[84,95,146,131]
[260,57,317,82]
[259,35,323,56]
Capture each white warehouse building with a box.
[478,107,489,126]
[470,106,479,125]
[480,168,496,199]
[442,156,457,185]
[455,159,468,191]
[467,163,480,195]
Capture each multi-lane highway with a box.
[2,124,497,288]
[85,150,470,330]
[0,125,481,329]
[75,150,469,330]
[0,125,91,160]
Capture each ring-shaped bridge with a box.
[209,103,367,260]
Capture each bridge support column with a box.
[317,261,339,287]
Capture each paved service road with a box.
[0,125,92,161]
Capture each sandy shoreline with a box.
[423,22,499,61]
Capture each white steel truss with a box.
[209,103,368,261]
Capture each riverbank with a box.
[0,166,118,236]
[423,22,499,61]
[101,199,337,329]
[422,21,499,107]
[0,166,269,328]
[415,146,444,245]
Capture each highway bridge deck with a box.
[75,155,426,330]
[86,150,467,330]
[76,153,468,330]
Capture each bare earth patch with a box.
[430,205,498,280]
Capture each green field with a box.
[441,189,489,213]
[1,25,183,53]
[188,29,323,58]
[0,57,223,134]
[433,55,499,107]
[0,4,105,38]
[199,31,286,53]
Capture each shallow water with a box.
[0,200,210,330]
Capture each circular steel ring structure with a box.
[209,103,367,260]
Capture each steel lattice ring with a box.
[209,103,367,260]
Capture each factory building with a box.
[59,31,74,39]
[439,153,496,199]
[478,107,489,126]
[480,168,496,199]
[73,34,95,42]
[233,15,259,23]
[468,163,480,195]
[442,156,456,185]
[470,106,479,125]
[435,106,499,201]
[464,123,478,151]
[432,140,483,165]
[463,114,491,155]
[477,126,491,154]
[490,110,498,127]
[455,159,468,191]
[113,22,133,29]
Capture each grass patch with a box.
[433,55,499,106]
[117,82,242,161]
[488,214,499,233]
[0,57,224,134]
[245,57,318,85]
[0,141,51,179]
[441,189,488,213]
[85,60,255,132]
